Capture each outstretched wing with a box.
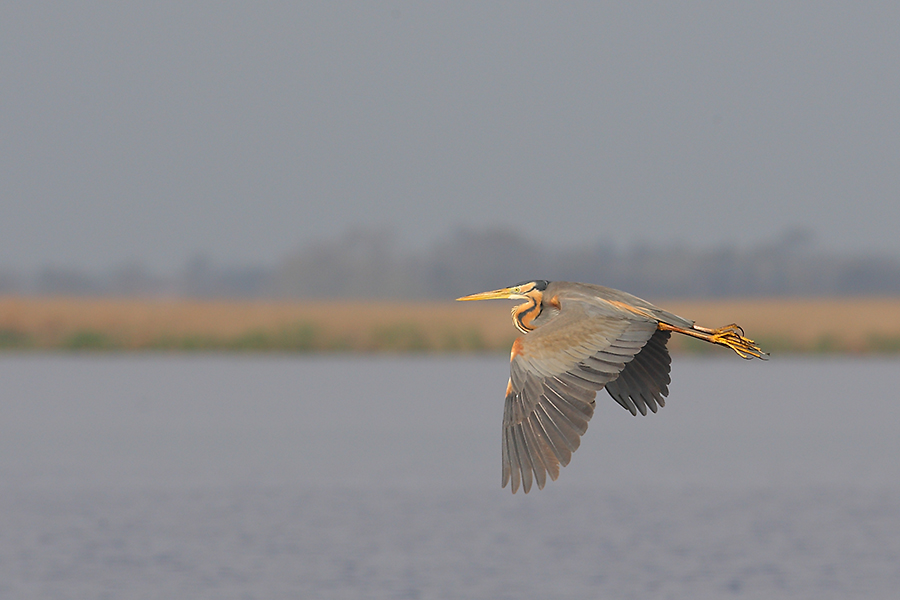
[605,329,672,416]
[502,300,665,493]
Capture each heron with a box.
[456,280,767,493]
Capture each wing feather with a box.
[605,329,673,416]
[537,394,584,451]
[513,424,534,493]
[634,333,672,380]
[533,403,573,466]
[627,358,660,414]
[581,359,625,376]
[546,376,597,406]
[501,423,511,488]
[523,418,550,489]
[616,367,648,415]
[544,389,592,432]
[501,300,669,492]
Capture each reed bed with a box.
[1,295,900,354]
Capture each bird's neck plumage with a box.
[512,292,542,334]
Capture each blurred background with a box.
[1,2,899,300]
[3,2,900,354]
[2,4,899,599]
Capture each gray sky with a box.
[2,2,899,272]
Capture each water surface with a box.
[0,355,897,598]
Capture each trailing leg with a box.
[658,322,768,359]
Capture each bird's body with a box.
[457,280,766,493]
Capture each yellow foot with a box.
[708,323,768,360]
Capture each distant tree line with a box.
[3,227,900,299]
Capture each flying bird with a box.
[457,280,767,493]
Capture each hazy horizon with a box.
[0,222,853,276]
[6,224,900,300]
[3,3,899,272]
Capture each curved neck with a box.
[512,293,542,334]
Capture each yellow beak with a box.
[456,287,518,301]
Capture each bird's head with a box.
[457,281,551,333]
[456,280,549,302]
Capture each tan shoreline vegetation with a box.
[1,295,900,354]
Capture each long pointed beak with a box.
[456,287,516,301]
